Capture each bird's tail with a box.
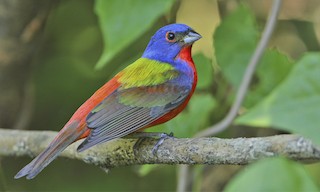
[14,122,87,180]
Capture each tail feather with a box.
[15,122,86,179]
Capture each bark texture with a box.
[1,128,319,168]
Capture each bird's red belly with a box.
[142,46,198,130]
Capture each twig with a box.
[177,1,283,191]
[1,129,319,168]
[13,79,34,130]
[196,0,282,138]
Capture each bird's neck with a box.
[176,45,192,62]
[176,45,197,81]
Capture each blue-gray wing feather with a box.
[77,84,190,152]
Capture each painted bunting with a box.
[15,23,201,179]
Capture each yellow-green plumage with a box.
[117,58,179,89]
[13,23,201,180]
[114,58,182,107]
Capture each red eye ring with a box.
[166,32,176,42]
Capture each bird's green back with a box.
[117,58,179,89]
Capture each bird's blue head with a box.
[142,23,201,63]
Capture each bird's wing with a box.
[77,58,192,151]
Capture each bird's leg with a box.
[127,132,175,155]
[151,132,174,155]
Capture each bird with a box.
[14,23,201,180]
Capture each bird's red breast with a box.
[144,45,197,128]
[14,23,202,180]
[76,45,197,135]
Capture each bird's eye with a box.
[166,32,176,42]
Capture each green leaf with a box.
[236,53,320,145]
[94,0,175,69]
[245,49,294,107]
[165,93,216,137]
[193,53,214,90]
[214,6,294,108]
[225,158,319,192]
[137,165,159,177]
[214,5,258,88]
[305,164,320,185]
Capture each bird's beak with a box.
[183,30,202,44]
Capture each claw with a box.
[152,132,174,156]
[133,137,147,155]
[128,132,175,155]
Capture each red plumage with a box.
[15,24,201,179]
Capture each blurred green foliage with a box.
[95,0,175,69]
[244,49,293,107]
[5,0,320,191]
[214,6,258,89]
[216,5,320,191]
[236,53,320,146]
[225,157,319,192]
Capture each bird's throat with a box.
[176,45,192,62]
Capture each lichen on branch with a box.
[1,128,319,169]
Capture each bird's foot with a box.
[128,132,175,155]
[133,137,147,155]
[152,132,174,155]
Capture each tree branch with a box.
[196,0,282,138]
[178,1,283,191]
[2,129,319,167]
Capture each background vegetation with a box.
[1,0,320,191]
